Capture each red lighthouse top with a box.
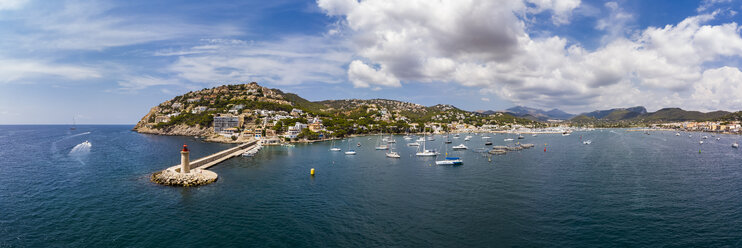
[182,144,189,152]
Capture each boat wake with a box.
[69,141,92,154]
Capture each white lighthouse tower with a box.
[180,144,190,173]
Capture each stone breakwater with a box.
[151,168,218,187]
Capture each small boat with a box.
[482,136,491,139]
[407,142,420,146]
[403,136,413,140]
[357,143,361,147]
[464,136,472,141]
[416,137,425,142]
[70,116,77,130]
[386,142,400,158]
[427,137,435,141]
[675,132,680,136]
[416,150,437,156]
[517,135,525,139]
[345,140,356,154]
[532,134,538,137]
[699,140,704,144]
[504,138,514,141]
[452,144,468,150]
[703,136,708,139]
[375,145,388,150]
[716,138,721,141]
[689,134,693,138]
[733,143,739,148]
[330,140,341,151]
[583,140,592,145]
[562,133,571,136]
[435,157,463,165]
[484,141,493,145]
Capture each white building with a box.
[192,106,207,114]
[213,115,240,133]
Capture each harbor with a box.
[151,140,260,186]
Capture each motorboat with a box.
[504,138,514,141]
[484,141,493,145]
[375,145,389,150]
[518,135,525,139]
[675,132,680,136]
[583,140,592,145]
[703,136,708,139]
[452,144,468,150]
[435,157,463,165]
[386,151,400,158]
[482,136,491,139]
[345,150,357,155]
[407,142,420,146]
[699,140,704,144]
[416,150,437,156]
[733,142,739,148]
[464,136,472,141]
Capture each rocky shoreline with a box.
[151,168,218,187]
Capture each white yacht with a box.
[330,140,342,151]
[345,140,356,155]
[435,157,463,165]
[452,144,468,150]
[415,136,437,156]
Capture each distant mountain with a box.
[580,106,647,119]
[570,106,730,123]
[503,106,574,121]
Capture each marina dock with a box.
[151,140,260,186]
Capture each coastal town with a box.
[134,82,742,144]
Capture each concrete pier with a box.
[151,140,259,187]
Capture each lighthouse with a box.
[181,144,190,173]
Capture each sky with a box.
[1,0,742,124]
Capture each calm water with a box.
[2,126,742,247]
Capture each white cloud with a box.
[0,57,100,83]
[318,0,742,112]
[691,67,742,111]
[0,0,28,10]
[116,75,182,91]
[697,0,732,12]
[2,1,240,51]
[481,97,490,102]
[162,36,352,87]
[348,60,400,88]
[527,0,581,25]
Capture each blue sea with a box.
[2,125,742,247]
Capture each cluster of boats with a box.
[326,132,548,166]
[241,143,263,157]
